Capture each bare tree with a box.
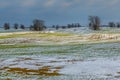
[29,25,34,31]
[108,22,115,27]
[52,25,55,28]
[89,16,101,30]
[67,24,71,28]
[55,25,59,30]
[4,23,10,30]
[20,24,25,30]
[62,26,66,29]
[116,22,120,28]
[14,23,19,29]
[77,23,81,27]
[33,19,45,31]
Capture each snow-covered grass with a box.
[0,27,120,80]
[1,42,120,80]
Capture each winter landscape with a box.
[0,27,120,80]
[1,0,120,80]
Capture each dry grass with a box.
[0,66,63,76]
[88,33,120,40]
[0,31,120,45]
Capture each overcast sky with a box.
[0,0,120,26]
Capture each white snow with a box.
[60,58,120,77]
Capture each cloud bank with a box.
[0,0,120,26]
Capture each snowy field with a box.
[0,27,120,80]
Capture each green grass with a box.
[0,33,30,39]
[0,32,73,39]
[0,44,38,49]
[37,32,73,37]
[1,42,120,80]
[0,36,14,39]
[0,39,120,59]
[41,49,70,54]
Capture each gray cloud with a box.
[0,0,120,26]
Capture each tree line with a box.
[2,19,46,31]
[4,23,25,30]
[52,23,81,30]
[88,16,120,30]
[1,16,120,31]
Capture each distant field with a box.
[0,27,120,80]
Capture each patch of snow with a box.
[60,58,120,77]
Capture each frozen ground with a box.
[0,27,120,80]
[1,56,120,80]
